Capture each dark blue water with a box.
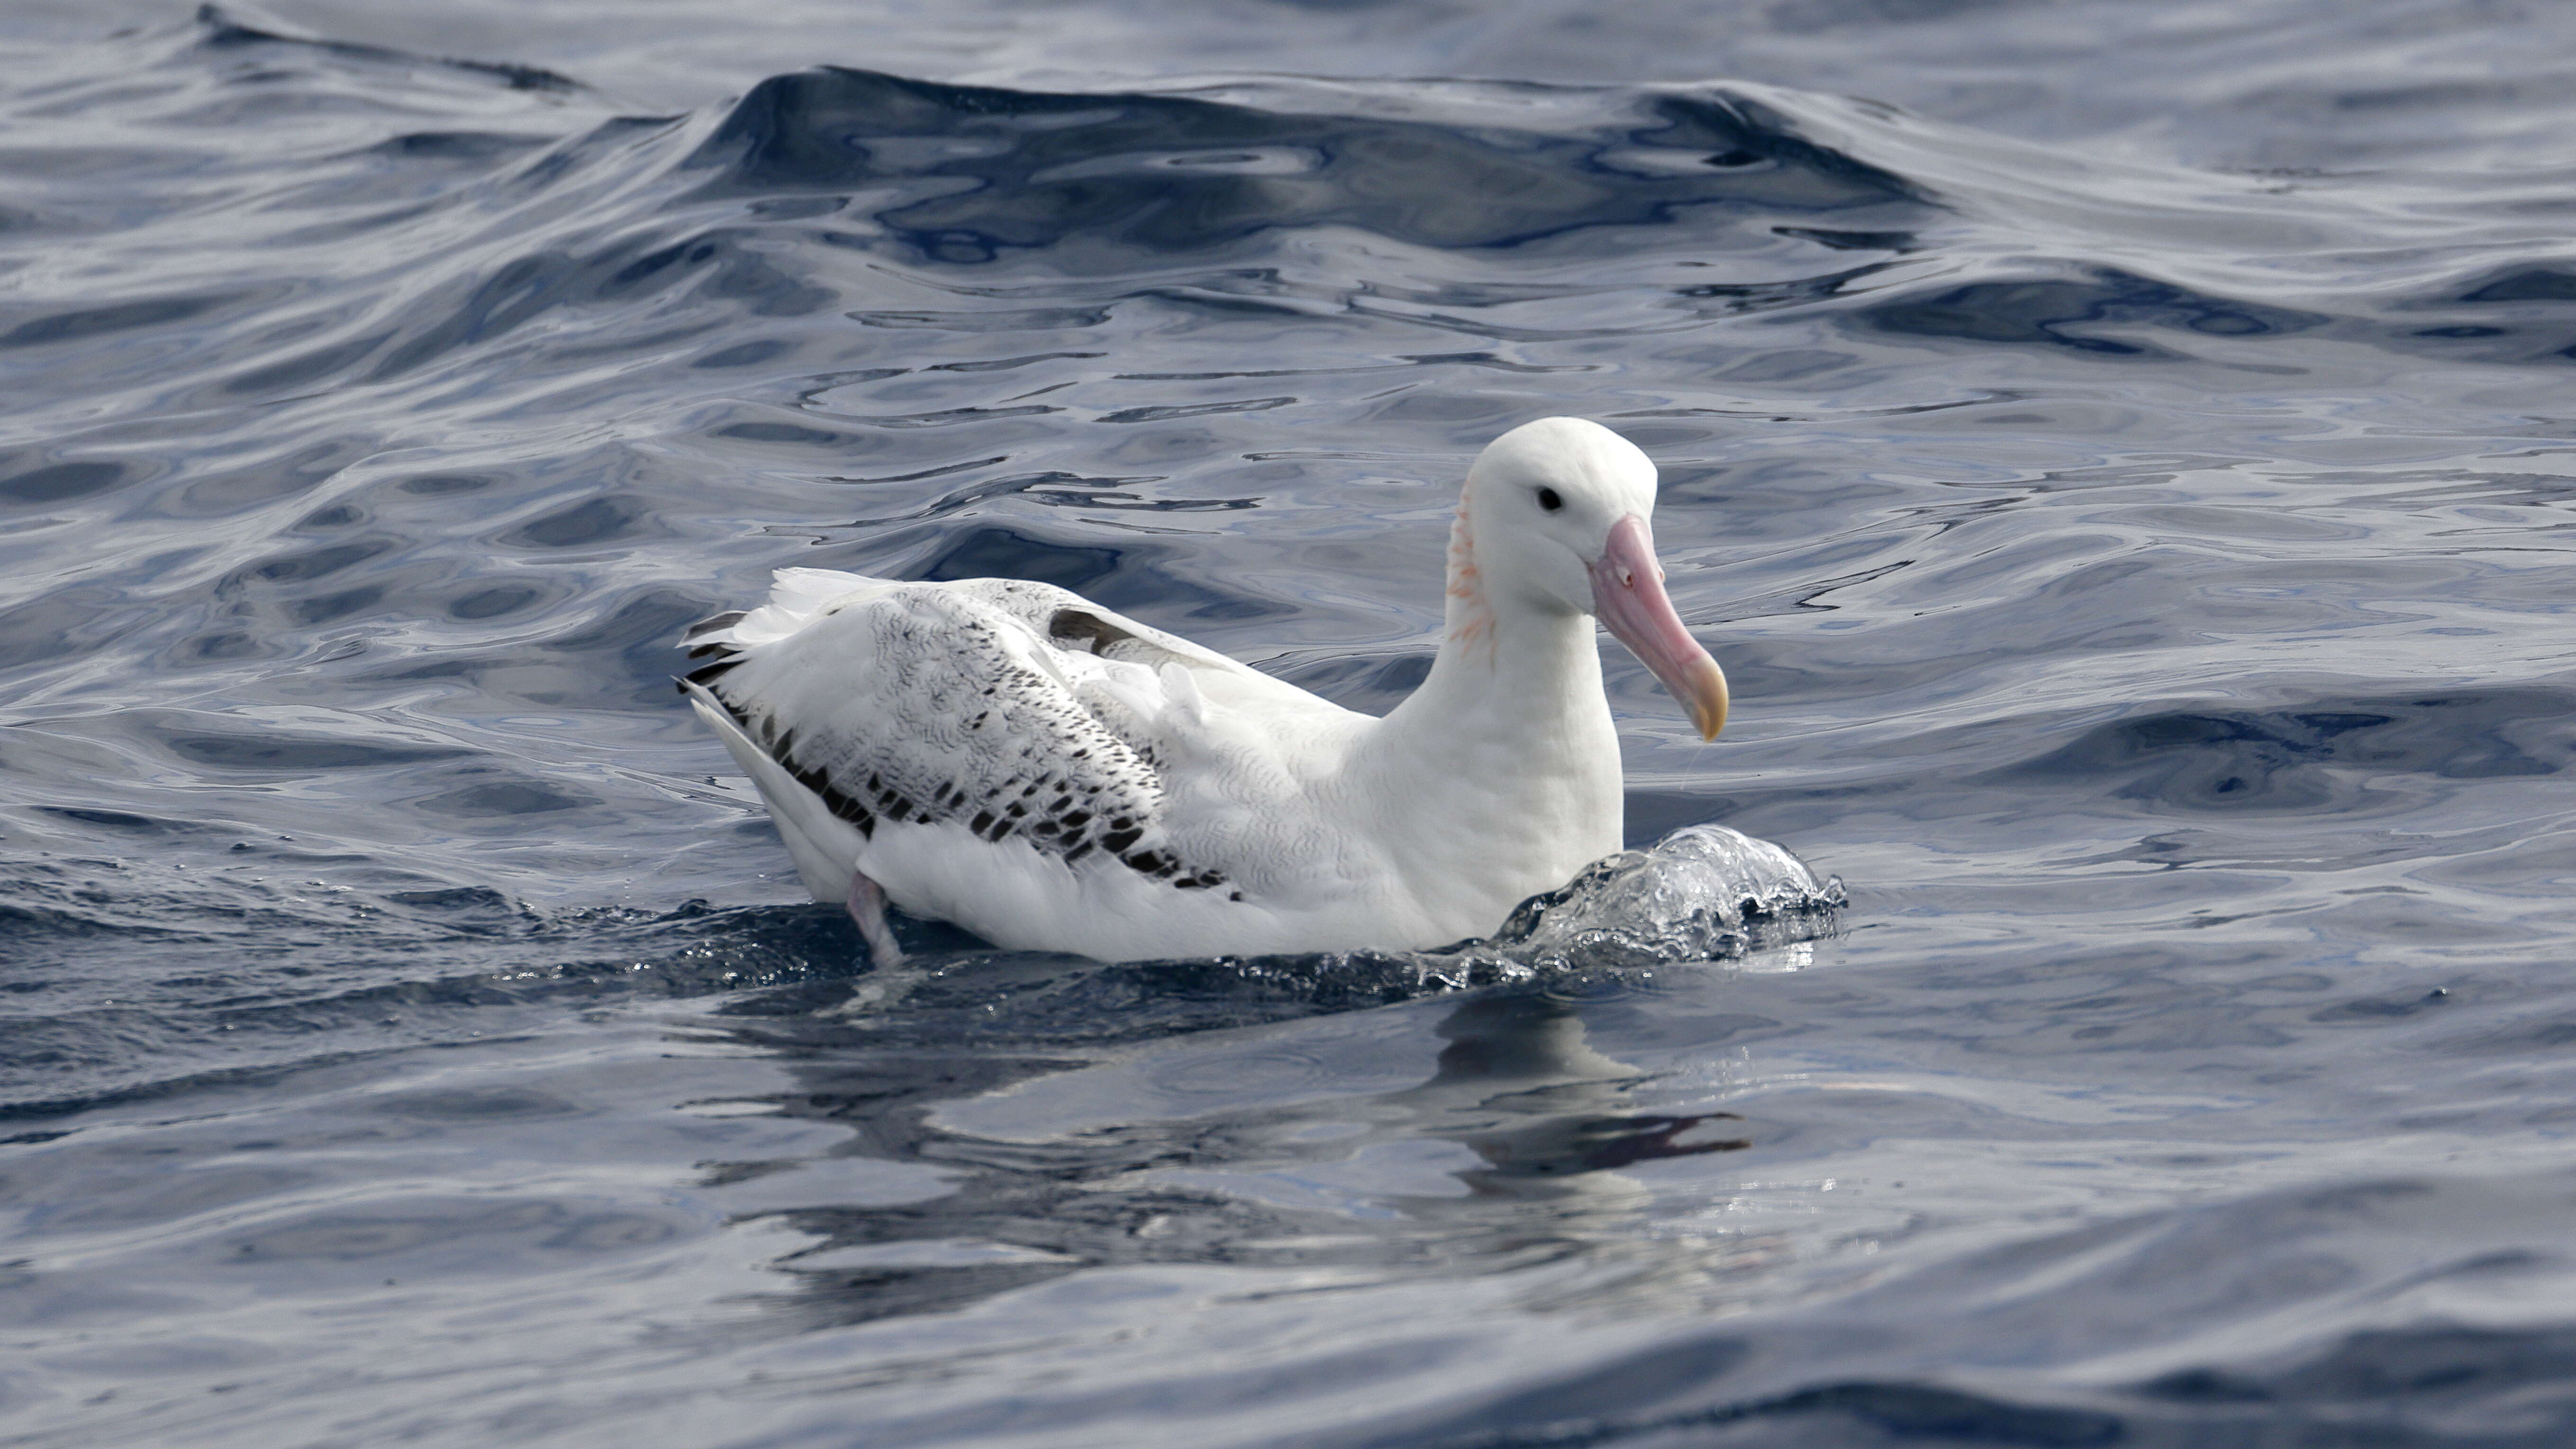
[5,3,2576,1444]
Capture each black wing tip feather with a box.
[679,610,753,691]
[680,609,748,646]
[1048,607,1142,655]
[682,655,744,689]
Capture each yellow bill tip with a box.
[1686,655,1730,742]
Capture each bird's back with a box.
[684,570,1428,958]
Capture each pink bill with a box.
[1587,515,1729,740]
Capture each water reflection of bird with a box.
[1143,990,1751,1218]
[1391,993,1750,1212]
[749,987,1754,1335]
[681,418,1730,965]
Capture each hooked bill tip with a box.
[1685,655,1730,742]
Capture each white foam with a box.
[1481,824,1845,972]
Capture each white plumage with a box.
[683,417,1730,963]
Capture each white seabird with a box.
[681,417,1730,964]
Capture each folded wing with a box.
[682,571,1273,887]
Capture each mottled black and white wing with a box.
[680,571,1261,894]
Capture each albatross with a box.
[680,416,1729,964]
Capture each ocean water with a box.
[4,2,2575,1444]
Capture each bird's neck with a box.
[1368,495,1617,794]
[1344,495,1624,928]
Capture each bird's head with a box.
[1463,417,1730,740]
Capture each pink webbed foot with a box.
[844,869,904,967]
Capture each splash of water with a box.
[1294,825,1847,996]
[819,825,1848,1017]
[1481,824,1845,973]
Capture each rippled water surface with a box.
[5,2,2576,1444]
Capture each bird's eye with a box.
[1536,487,1563,513]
